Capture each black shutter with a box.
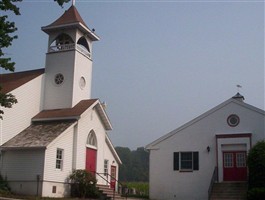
[193,152,199,170]
[173,152,179,170]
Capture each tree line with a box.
[115,147,149,182]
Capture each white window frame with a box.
[56,148,64,170]
[104,159,109,176]
[180,152,193,171]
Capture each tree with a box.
[0,0,70,118]
[247,140,265,200]
[54,0,70,7]
[247,140,265,188]
[115,146,149,182]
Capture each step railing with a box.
[94,171,127,200]
[208,166,218,200]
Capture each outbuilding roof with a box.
[146,95,265,150]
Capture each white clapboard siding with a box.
[1,75,43,145]
[75,108,119,185]
[1,149,45,195]
[41,123,76,197]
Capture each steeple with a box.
[42,5,99,41]
[41,6,99,110]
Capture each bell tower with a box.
[41,5,99,110]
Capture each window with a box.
[56,148,64,170]
[104,159,109,176]
[87,131,97,148]
[224,153,233,168]
[54,73,64,85]
[174,152,199,171]
[236,152,246,167]
[227,114,240,127]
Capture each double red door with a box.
[223,151,247,181]
[86,148,97,174]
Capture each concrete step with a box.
[210,182,247,200]
[97,184,125,200]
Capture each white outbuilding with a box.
[0,5,121,197]
[146,94,265,200]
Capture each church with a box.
[0,5,121,197]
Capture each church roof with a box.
[0,68,45,94]
[42,5,99,41]
[33,99,98,121]
[44,5,88,29]
[33,99,112,130]
[1,120,76,149]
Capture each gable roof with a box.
[33,99,97,120]
[146,97,265,149]
[41,5,99,41]
[33,99,112,130]
[0,68,45,94]
[1,120,76,149]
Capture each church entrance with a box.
[223,151,247,181]
[86,148,97,174]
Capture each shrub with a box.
[0,174,10,193]
[68,169,99,198]
[247,187,265,200]
[247,140,265,189]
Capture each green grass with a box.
[122,182,149,199]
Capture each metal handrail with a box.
[208,166,218,200]
[94,171,127,200]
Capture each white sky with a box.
[4,0,265,149]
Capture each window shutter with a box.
[173,152,179,170]
[193,152,199,170]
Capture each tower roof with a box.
[41,5,99,41]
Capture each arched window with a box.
[49,33,74,52]
[77,36,90,52]
[55,33,74,46]
[87,130,97,148]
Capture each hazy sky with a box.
[4,0,265,150]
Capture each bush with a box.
[247,188,265,200]
[0,174,10,192]
[68,169,99,198]
[247,140,265,189]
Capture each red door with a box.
[223,151,247,181]
[110,166,116,190]
[86,148,97,174]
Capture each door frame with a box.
[110,165,117,190]
[216,133,251,182]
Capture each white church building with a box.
[0,5,121,197]
[147,94,265,200]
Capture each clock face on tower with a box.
[54,73,64,85]
[79,77,86,89]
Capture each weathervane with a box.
[72,0,75,6]
[236,84,242,93]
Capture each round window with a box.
[79,77,86,89]
[54,73,64,85]
[227,114,240,127]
